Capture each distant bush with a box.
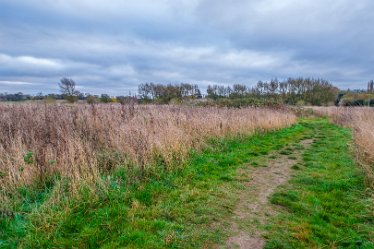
[87,95,99,104]
[198,97,281,108]
[339,93,374,106]
[43,96,56,104]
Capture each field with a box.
[0,104,295,191]
[0,103,373,248]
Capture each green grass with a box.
[265,120,374,249]
[0,122,308,249]
[1,119,372,248]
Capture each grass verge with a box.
[265,120,374,248]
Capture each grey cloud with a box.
[0,0,372,94]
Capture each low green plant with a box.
[23,151,33,165]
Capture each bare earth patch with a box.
[226,139,314,249]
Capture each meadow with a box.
[0,103,295,202]
[0,103,373,248]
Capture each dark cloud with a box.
[0,0,372,94]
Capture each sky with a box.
[0,0,373,95]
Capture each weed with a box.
[291,164,301,170]
[280,150,293,155]
[23,151,33,165]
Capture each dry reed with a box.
[0,103,296,192]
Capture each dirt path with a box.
[226,139,314,249]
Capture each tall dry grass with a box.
[312,107,374,188]
[0,103,296,193]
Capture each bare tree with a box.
[368,80,374,106]
[232,84,247,98]
[368,80,374,93]
[59,78,79,103]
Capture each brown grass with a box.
[0,103,296,193]
[312,106,374,188]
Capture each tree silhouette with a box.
[59,78,79,103]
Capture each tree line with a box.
[0,78,135,103]
[138,82,202,104]
[0,91,134,103]
[2,77,373,106]
[138,78,340,106]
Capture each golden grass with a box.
[0,103,296,192]
[312,106,374,188]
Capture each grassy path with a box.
[1,119,373,248]
[226,119,373,248]
[264,120,373,248]
[226,138,314,248]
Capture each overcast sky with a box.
[0,0,373,94]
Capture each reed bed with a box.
[0,103,296,193]
[312,106,374,188]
